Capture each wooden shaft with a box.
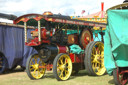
[24,22,27,42]
[38,20,41,42]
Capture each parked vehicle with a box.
[104,2,128,85]
[0,22,37,73]
[14,11,106,80]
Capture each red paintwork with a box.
[69,53,75,63]
[25,41,41,46]
[38,64,53,71]
[74,35,79,44]
[25,28,52,46]
[57,45,67,53]
[46,64,53,71]
[41,29,48,39]
[84,38,88,45]
[81,29,93,48]
[69,53,84,63]
[75,55,81,63]
[75,54,84,63]
[13,14,43,24]
[42,40,50,43]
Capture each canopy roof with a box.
[13,13,106,28]
[108,2,128,10]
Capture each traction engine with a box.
[14,11,106,81]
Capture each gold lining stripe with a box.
[66,46,69,53]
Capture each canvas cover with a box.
[0,25,37,69]
[104,10,128,75]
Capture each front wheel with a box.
[26,54,46,79]
[53,53,72,81]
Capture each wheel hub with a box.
[93,55,100,63]
[33,64,39,69]
[60,64,66,70]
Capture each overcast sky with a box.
[0,0,124,16]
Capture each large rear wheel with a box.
[85,41,106,76]
[53,53,72,81]
[26,54,46,79]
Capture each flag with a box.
[81,10,85,14]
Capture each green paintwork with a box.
[69,44,84,54]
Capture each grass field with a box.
[0,67,115,85]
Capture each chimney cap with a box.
[43,11,53,16]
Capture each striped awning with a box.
[82,11,106,18]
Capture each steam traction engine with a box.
[14,12,106,81]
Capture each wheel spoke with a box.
[64,69,69,77]
[34,57,37,64]
[67,65,71,69]
[94,62,97,67]
[34,69,37,74]
[64,58,67,64]
[58,60,61,66]
[60,59,63,64]
[38,59,41,64]
[65,69,68,74]
[92,47,96,54]
[37,69,41,77]
[59,70,64,78]
[57,65,61,70]
[30,59,34,65]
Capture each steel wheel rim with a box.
[29,55,46,79]
[91,42,106,75]
[57,54,72,80]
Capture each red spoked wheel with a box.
[113,68,128,85]
[80,28,93,48]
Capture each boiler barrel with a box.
[38,44,69,62]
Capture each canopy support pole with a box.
[24,22,27,43]
[38,20,41,42]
